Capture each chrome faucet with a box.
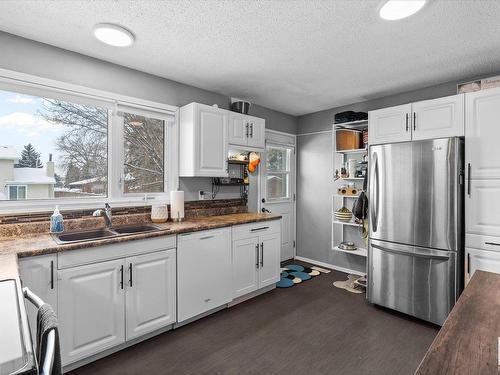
[93,203,112,228]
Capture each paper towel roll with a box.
[170,190,185,221]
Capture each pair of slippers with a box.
[277,264,321,288]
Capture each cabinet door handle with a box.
[199,235,215,240]
[50,260,54,290]
[120,265,124,289]
[256,244,260,269]
[405,113,409,132]
[245,123,249,138]
[467,253,470,274]
[129,263,133,287]
[251,226,269,232]
[260,242,264,267]
[250,123,254,138]
[486,242,500,247]
[467,163,471,197]
[413,112,416,131]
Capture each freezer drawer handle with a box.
[371,244,451,260]
[486,242,500,247]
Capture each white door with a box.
[58,259,125,365]
[368,104,412,145]
[261,143,295,261]
[125,249,176,340]
[177,228,232,322]
[232,237,259,298]
[247,116,265,149]
[412,94,465,140]
[466,247,500,284]
[19,254,57,348]
[196,104,228,177]
[465,86,500,179]
[228,112,248,147]
[466,180,500,238]
[258,233,281,288]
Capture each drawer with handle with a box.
[466,233,500,252]
[232,219,280,241]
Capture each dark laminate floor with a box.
[69,263,438,375]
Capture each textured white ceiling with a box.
[0,0,500,116]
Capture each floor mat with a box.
[277,264,322,288]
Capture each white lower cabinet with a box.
[177,228,232,322]
[19,254,58,349]
[58,246,176,365]
[232,237,260,298]
[466,247,500,284]
[258,233,281,287]
[232,220,281,299]
[125,249,176,340]
[58,258,125,365]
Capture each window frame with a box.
[264,144,293,203]
[0,68,179,214]
[7,185,28,201]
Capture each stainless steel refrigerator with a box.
[367,137,464,326]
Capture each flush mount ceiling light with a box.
[93,23,134,47]
[379,0,427,21]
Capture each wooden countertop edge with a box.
[414,270,500,375]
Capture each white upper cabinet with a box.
[229,112,248,147]
[228,112,265,148]
[369,95,465,145]
[180,102,228,177]
[412,94,464,140]
[466,86,500,179]
[246,116,265,148]
[369,104,412,145]
[125,249,176,341]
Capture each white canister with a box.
[151,204,168,223]
[348,159,357,178]
[170,190,185,222]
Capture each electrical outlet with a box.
[198,190,205,200]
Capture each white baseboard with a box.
[294,255,365,276]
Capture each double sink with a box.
[53,224,163,244]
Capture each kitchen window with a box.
[121,111,167,195]
[0,88,109,202]
[0,72,178,212]
[265,145,291,201]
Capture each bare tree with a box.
[39,99,165,193]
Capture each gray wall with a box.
[296,132,365,273]
[0,31,297,203]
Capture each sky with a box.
[0,89,66,174]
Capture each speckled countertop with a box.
[0,212,281,281]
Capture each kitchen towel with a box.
[37,303,62,375]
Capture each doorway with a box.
[261,141,296,261]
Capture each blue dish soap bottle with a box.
[50,205,64,233]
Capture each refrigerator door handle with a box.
[371,243,451,260]
[370,152,379,232]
